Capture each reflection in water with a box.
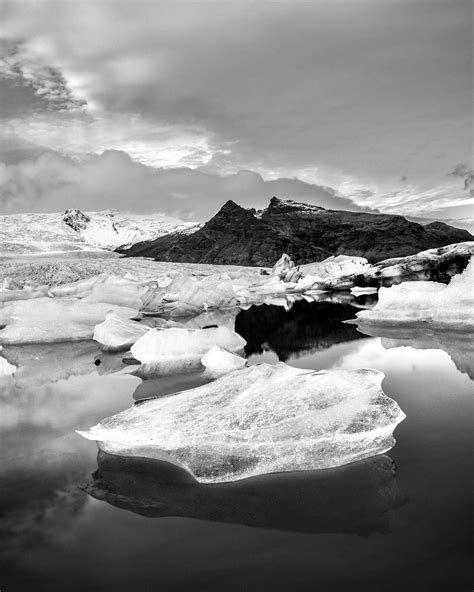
[357,324,474,380]
[236,300,368,360]
[1,341,104,388]
[84,451,406,536]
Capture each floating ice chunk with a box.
[271,254,303,283]
[201,345,246,378]
[356,259,474,329]
[365,241,474,287]
[0,298,137,344]
[298,255,371,290]
[0,284,49,302]
[130,325,246,377]
[84,276,149,309]
[93,312,149,351]
[48,275,104,298]
[48,273,150,309]
[78,363,405,483]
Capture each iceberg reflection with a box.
[84,451,406,536]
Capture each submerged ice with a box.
[78,363,405,483]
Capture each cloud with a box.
[0,150,374,219]
[1,0,471,189]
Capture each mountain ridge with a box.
[120,197,473,265]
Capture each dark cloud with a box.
[0,150,373,218]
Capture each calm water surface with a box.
[0,301,472,591]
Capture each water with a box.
[0,300,472,591]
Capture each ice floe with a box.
[129,326,246,377]
[93,312,150,351]
[78,363,405,483]
[201,345,247,378]
[0,298,137,344]
[356,259,474,329]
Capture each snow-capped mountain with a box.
[0,209,196,255]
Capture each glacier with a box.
[356,259,474,329]
[78,363,405,483]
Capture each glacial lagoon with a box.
[0,298,472,591]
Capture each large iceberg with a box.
[130,326,246,377]
[356,259,474,329]
[78,363,405,483]
[0,298,137,344]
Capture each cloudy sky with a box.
[0,0,472,223]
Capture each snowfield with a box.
[0,209,196,254]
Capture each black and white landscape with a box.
[0,1,472,591]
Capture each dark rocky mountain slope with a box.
[120,197,473,265]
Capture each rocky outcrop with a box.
[121,197,472,265]
[63,208,90,231]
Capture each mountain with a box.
[120,200,332,265]
[0,209,194,255]
[121,197,473,265]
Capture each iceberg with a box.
[140,274,244,315]
[93,312,149,351]
[356,259,474,329]
[201,345,246,378]
[298,255,371,291]
[78,363,405,483]
[0,298,137,344]
[129,326,246,377]
[270,254,303,283]
[364,241,474,287]
[0,284,50,303]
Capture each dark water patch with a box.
[235,300,367,360]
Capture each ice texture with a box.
[78,363,405,483]
[93,312,149,351]
[356,259,474,329]
[0,298,137,344]
[201,345,246,378]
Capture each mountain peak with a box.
[264,196,326,215]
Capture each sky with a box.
[0,0,472,224]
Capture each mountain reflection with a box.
[235,300,369,360]
[84,452,406,536]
